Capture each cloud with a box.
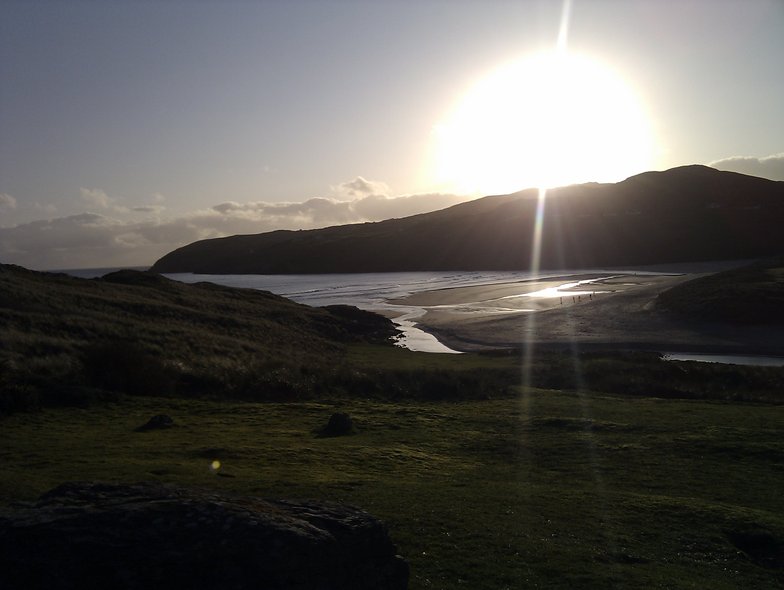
[80,187,112,209]
[0,212,208,270]
[208,191,470,228]
[708,153,784,181]
[211,197,357,226]
[332,176,390,198]
[0,193,17,210]
[0,180,472,270]
[351,193,470,220]
[35,202,58,215]
[79,187,147,215]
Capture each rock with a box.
[134,414,174,432]
[0,481,409,590]
[319,412,355,437]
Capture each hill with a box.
[657,256,784,324]
[151,165,784,274]
[0,264,396,411]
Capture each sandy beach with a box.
[386,270,784,355]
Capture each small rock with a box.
[319,412,355,437]
[134,414,174,432]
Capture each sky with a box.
[1,0,783,270]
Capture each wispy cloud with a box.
[350,193,470,220]
[80,187,165,215]
[709,153,784,181]
[132,205,166,214]
[0,193,17,210]
[0,180,471,270]
[332,176,390,198]
[79,188,113,209]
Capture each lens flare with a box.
[519,188,548,421]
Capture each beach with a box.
[158,264,784,356]
[386,269,784,355]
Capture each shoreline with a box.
[384,269,784,357]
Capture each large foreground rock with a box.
[0,482,409,590]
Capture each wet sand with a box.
[386,271,784,355]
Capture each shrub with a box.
[80,340,176,396]
[0,383,40,415]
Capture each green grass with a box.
[2,389,783,589]
[346,343,517,370]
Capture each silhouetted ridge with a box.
[151,166,784,274]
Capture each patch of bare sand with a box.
[389,273,678,317]
[390,272,784,354]
[387,274,606,307]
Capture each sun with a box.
[429,51,656,195]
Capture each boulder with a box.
[0,481,408,590]
[319,412,355,437]
[134,414,174,431]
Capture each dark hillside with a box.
[657,256,784,324]
[0,264,396,411]
[152,166,784,274]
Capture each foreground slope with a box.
[152,166,784,274]
[0,264,396,409]
[2,394,783,588]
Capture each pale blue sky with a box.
[1,0,783,269]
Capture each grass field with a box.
[3,385,782,589]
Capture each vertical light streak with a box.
[556,0,573,54]
[530,187,547,278]
[518,0,568,431]
[519,187,548,424]
[554,1,614,552]
[518,0,617,562]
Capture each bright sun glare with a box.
[430,51,655,194]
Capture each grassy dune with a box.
[0,264,400,410]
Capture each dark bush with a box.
[80,340,176,396]
[0,358,40,415]
[0,383,40,415]
[38,384,119,408]
[229,361,320,402]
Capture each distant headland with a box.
[151,166,784,275]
